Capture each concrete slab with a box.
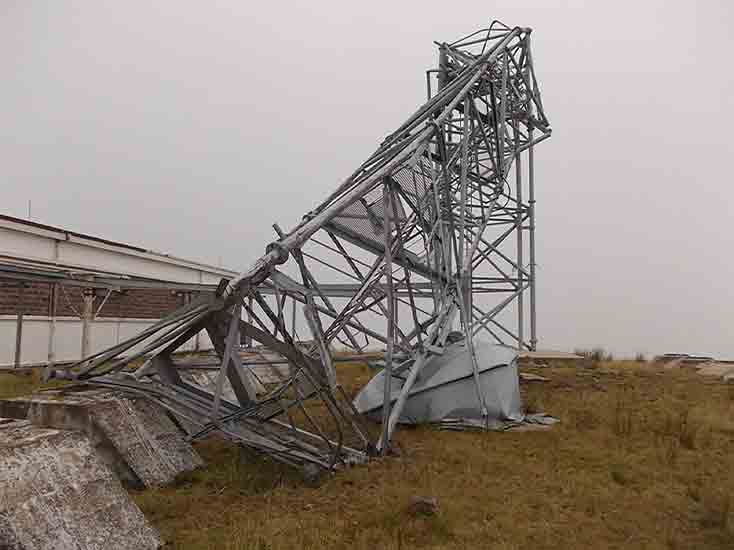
[176,351,292,386]
[0,388,203,488]
[695,362,734,380]
[519,350,584,362]
[182,369,265,400]
[0,417,161,550]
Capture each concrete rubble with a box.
[0,417,161,550]
[175,349,293,385]
[519,372,550,382]
[656,354,734,382]
[0,387,202,488]
[694,362,734,382]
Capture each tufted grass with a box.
[124,361,734,549]
[3,361,733,549]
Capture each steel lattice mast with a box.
[53,21,551,473]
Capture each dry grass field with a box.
[3,359,734,549]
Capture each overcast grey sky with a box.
[2,1,732,358]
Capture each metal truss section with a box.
[52,21,551,474]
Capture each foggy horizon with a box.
[2,1,732,359]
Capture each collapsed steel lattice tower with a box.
[55,21,551,475]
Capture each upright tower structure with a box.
[55,22,551,473]
[428,22,550,354]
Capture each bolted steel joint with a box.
[265,241,290,265]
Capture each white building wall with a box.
[0,226,57,260]
[0,316,216,366]
[0,217,231,367]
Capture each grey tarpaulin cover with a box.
[353,340,525,428]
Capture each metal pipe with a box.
[380,180,395,454]
[527,40,538,351]
[515,122,524,350]
[378,300,457,449]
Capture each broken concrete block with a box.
[0,417,162,550]
[695,362,734,380]
[181,370,246,403]
[0,388,203,488]
[179,363,289,392]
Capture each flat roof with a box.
[0,213,237,276]
[0,213,148,253]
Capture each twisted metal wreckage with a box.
[51,21,551,477]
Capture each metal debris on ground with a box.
[48,20,552,477]
[354,340,524,428]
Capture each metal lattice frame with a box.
[54,21,551,474]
